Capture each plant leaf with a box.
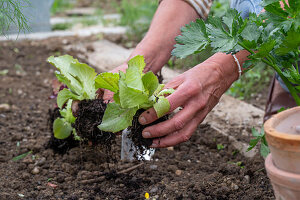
[95,72,119,93]
[57,88,79,109]
[53,118,73,139]
[153,97,170,118]
[119,77,148,108]
[142,72,159,96]
[172,19,209,59]
[98,103,138,132]
[127,55,146,75]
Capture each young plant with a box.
[96,55,174,133]
[48,55,173,139]
[53,99,79,140]
[172,0,300,105]
[172,0,299,156]
[0,0,30,35]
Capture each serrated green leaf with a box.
[57,88,79,109]
[252,39,276,58]
[95,72,119,93]
[98,103,138,132]
[260,142,270,158]
[53,118,73,139]
[172,19,210,59]
[241,23,261,42]
[153,97,170,118]
[127,55,145,75]
[142,72,159,96]
[276,30,300,55]
[247,138,260,152]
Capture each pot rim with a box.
[265,154,300,191]
[264,107,300,151]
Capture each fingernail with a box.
[151,143,158,148]
[142,131,151,138]
[139,116,146,124]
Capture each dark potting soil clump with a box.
[74,99,116,147]
[47,108,80,154]
[128,109,168,158]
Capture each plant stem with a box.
[261,58,300,106]
[237,42,300,106]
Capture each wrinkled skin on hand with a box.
[138,61,230,148]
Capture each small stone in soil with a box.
[175,170,182,176]
[244,175,250,184]
[0,103,10,112]
[32,167,40,174]
[150,186,158,193]
[149,165,158,170]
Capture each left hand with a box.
[138,61,231,148]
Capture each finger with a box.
[138,83,199,125]
[71,100,80,117]
[142,101,200,138]
[150,108,210,148]
[103,90,115,102]
[150,118,199,148]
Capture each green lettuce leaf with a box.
[95,72,119,93]
[98,103,138,133]
[153,97,170,118]
[48,55,97,104]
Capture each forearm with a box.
[127,0,199,73]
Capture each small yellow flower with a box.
[145,192,150,199]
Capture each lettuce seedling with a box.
[48,55,173,138]
[96,55,174,133]
[53,99,79,140]
[48,55,99,109]
[172,0,300,105]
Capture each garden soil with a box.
[0,39,274,199]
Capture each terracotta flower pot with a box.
[265,154,300,199]
[264,106,300,173]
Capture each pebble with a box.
[149,165,158,170]
[296,126,300,134]
[32,167,40,174]
[244,175,250,184]
[150,186,158,193]
[0,104,10,112]
[35,157,46,166]
[231,183,239,190]
[175,170,182,176]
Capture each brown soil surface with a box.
[0,39,274,199]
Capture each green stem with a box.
[237,42,300,106]
[261,58,300,106]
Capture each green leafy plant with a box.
[48,55,173,139]
[0,0,30,35]
[95,55,174,133]
[53,99,78,140]
[247,128,270,158]
[172,0,300,105]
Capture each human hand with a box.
[138,61,231,148]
